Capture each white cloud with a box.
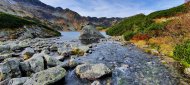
[40,0,184,18]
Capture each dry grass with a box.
[131,12,190,57]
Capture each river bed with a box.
[0,32,182,85]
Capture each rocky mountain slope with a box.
[0,12,61,41]
[0,0,122,31]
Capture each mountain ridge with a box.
[0,0,122,31]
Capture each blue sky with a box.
[40,0,184,18]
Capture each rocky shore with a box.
[0,24,183,85]
[0,35,181,85]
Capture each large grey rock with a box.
[43,54,62,67]
[0,53,12,61]
[24,66,66,85]
[21,47,35,60]
[22,47,35,56]
[75,63,111,80]
[0,45,10,52]
[8,77,29,85]
[77,46,90,53]
[79,24,105,44]
[50,45,58,51]
[0,79,10,85]
[91,80,101,85]
[20,53,44,75]
[18,39,31,48]
[9,43,23,51]
[0,58,21,81]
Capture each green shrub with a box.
[106,14,148,36]
[144,22,168,32]
[148,4,187,19]
[0,12,37,29]
[123,31,135,41]
[174,40,190,64]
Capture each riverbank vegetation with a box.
[106,3,190,67]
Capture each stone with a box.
[78,46,89,53]
[50,45,58,51]
[184,68,190,77]
[22,47,35,60]
[58,47,65,55]
[20,54,44,75]
[0,79,10,85]
[75,63,111,80]
[79,24,105,44]
[55,56,65,61]
[41,49,50,54]
[71,48,85,56]
[0,45,10,52]
[61,51,71,58]
[58,58,84,68]
[91,80,101,85]
[9,43,23,52]
[8,77,29,85]
[0,58,21,81]
[58,47,72,57]
[0,53,12,61]
[23,66,66,85]
[18,40,30,48]
[150,49,159,55]
[43,54,62,67]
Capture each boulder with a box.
[0,79,10,85]
[41,49,50,54]
[58,58,84,68]
[21,47,35,60]
[0,53,12,61]
[50,45,58,52]
[24,66,66,85]
[71,48,85,56]
[79,24,105,44]
[0,45,10,52]
[43,54,62,67]
[58,47,66,55]
[184,68,190,77]
[9,43,23,52]
[8,77,29,85]
[91,80,101,85]
[75,63,111,80]
[20,54,44,75]
[58,47,72,57]
[0,58,21,81]
[77,46,90,53]
[18,40,30,48]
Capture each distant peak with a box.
[55,7,63,11]
[13,0,44,5]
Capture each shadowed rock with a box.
[79,24,105,44]
[23,66,66,85]
[75,63,111,80]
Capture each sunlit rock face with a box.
[79,24,105,44]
